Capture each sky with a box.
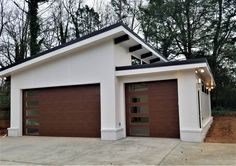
[86,0,110,7]
[11,0,111,9]
[5,0,112,23]
[5,0,185,61]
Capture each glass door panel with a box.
[126,83,150,136]
[23,90,40,136]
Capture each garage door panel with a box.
[23,84,100,137]
[150,109,178,114]
[149,97,177,101]
[126,80,179,138]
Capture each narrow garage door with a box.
[125,80,179,138]
[23,84,100,137]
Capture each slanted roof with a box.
[0,22,167,76]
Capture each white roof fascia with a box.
[116,63,208,76]
[205,62,215,85]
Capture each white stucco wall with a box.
[8,40,124,140]
[196,78,213,140]
[113,44,133,138]
[114,44,131,66]
[201,92,211,123]
[178,71,202,141]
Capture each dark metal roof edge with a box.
[116,58,208,71]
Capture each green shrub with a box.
[0,111,10,120]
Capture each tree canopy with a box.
[139,0,236,109]
[0,0,235,110]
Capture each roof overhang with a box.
[114,27,166,63]
[0,23,167,77]
[116,58,216,87]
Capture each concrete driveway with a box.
[0,137,235,165]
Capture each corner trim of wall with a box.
[201,116,213,140]
[180,116,213,142]
[7,128,21,136]
[101,128,124,140]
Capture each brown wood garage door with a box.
[125,80,179,138]
[23,84,100,137]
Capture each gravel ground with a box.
[205,116,236,143]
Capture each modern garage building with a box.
[0,23,215,142]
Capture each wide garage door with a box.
[23,84,100,137]
[125,80,179,138]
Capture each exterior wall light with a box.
[200,68,205,73]
[198,78,201,84]
[195,70,198,74]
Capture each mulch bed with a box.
[205,116,236,143]
[0,128,7,137]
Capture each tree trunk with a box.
[212,0,222,75]
[28,0,47,55]
[185,0,193,59]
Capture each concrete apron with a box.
[0,136,235,165]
